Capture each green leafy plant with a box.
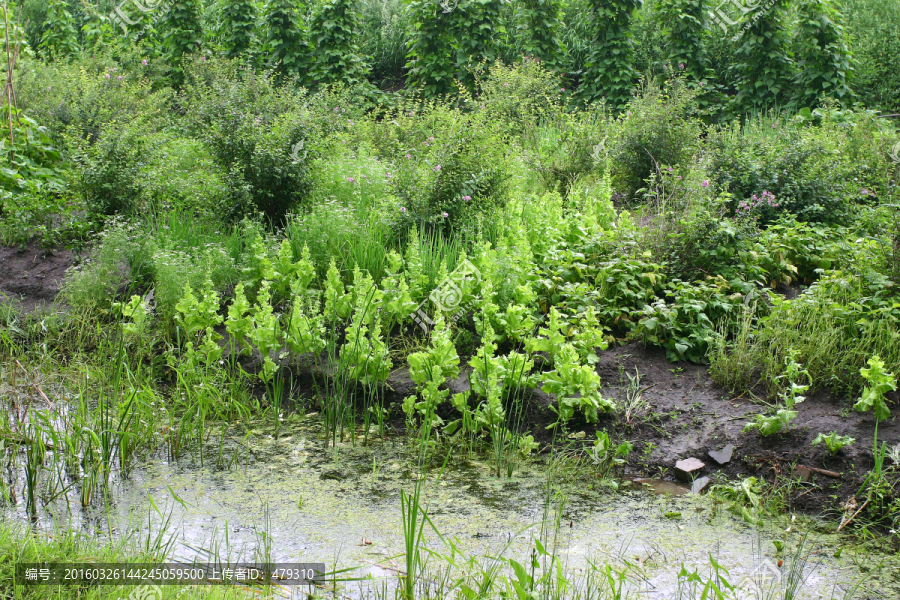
[308,0,371,87]
[792,0,853,109]
[732,0,793,113]
[219,0,257,59]
[38,0,79,60]
[591,430,633,479]
[159,0,204,84]
[174,281,223,341]
[812,431,855,456]
[249,281,280,384]
[542,344,613,427]
[225,283,254,356]
[854,355,896,422]
[656,0,708,81]
[264,0,310,76]
[517,0,564,71]
[404,0,457,96]
[744,350,810,436]
[579,0,642,110]
[403,315,459,430]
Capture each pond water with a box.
[5,416,893,599]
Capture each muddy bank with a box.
[0,243,74,311]
[592,342,900,518]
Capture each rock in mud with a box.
[792,466,813,482]
[674,457,705,482]
[691,476,710,494]
[708,444,734,465]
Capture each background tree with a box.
[793,0,853,108]
[732,0,794,114]
[580,0,642,109]
[656,0,708,80]
[308,0,370,86]
[453,0,505,91]
[160,0,204,84]
[517,0,564,71]
[219,0,256,59]
[263,0,310,76]
[39,0,80,60]
[405,0,457,96]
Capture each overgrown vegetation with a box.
[2,0,900,596]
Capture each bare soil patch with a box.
[0,244,74,311]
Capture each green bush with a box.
[845,0,900,113]
[16,57,172,149]
[478,59,565,133]
[77,123,147,217]
[370,99,511,231]
[184,60,319,224]
[523,108,608,197]
[707,113,892,224]
[609,75,702,199]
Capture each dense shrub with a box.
[159,0,204,83]
[39,0,79,60]
[792,0,853,108]
[524,110,608,197]
[77,124,147,217]
[16,58,172,149]
[517,0,565,70]
[608,76,702,199]
[478,59,565,132]
[184,61,319,224]
[845,0,900,113]
[369,100,511,231]
[707,113,893,224]
[731,0,794,114]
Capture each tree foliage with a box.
[580,0,642,110]
[264,0,310,76]
[220,0,257,59]
[308,0,370,86]
[793,0,853,108]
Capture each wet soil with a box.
[591,342,900,519]
[0,243,74,311]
